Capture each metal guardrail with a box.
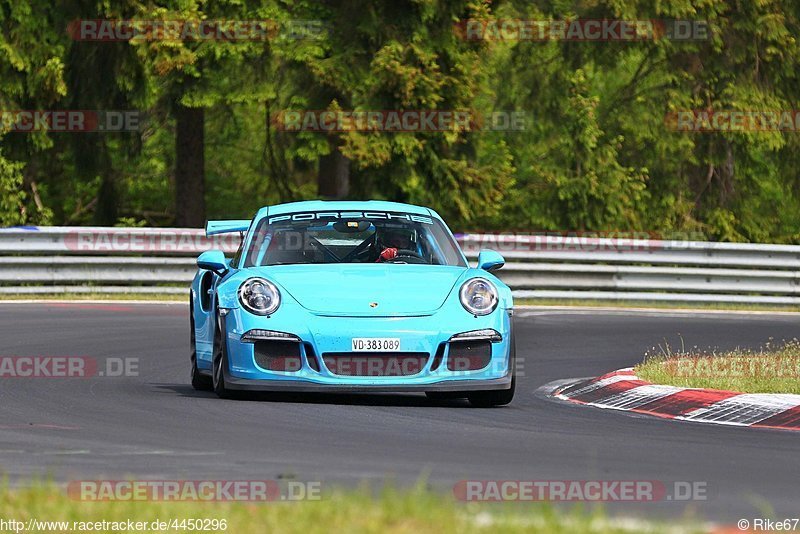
[1,227,800,304]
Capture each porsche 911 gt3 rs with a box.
[189,200,515,407]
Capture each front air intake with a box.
[447,340,492,371]
[253,340,303,372]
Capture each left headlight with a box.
[238,278,281,316]
[459,277,498,316]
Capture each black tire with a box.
[190,301,212,391]
[425,392,467,401]
[211,314,234,399]
[467,328,516,408]
[191,355,213,391]
[467,374,515,407]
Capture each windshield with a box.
[242,211,466,267]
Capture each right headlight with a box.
[459,277,498,316]
[238,278,281,316]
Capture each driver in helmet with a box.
[375,228,413,262]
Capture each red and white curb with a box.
[553,368,800,430]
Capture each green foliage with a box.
[1,0,800,241]
[526,68,649,231]
[0,150,27,226]
[0,144,51,226]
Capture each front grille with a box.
[447,340,492,371]
[254,340,302,372]
[322,352,428,376]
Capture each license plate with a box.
[351,338,401,352]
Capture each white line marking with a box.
[515,306,800,318]
[0,300,183,305]
[556,368,800,429]
[556,373,637,399]
[680,393,800,425]
[595,384,686,410]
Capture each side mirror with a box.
[197,250,228,274]
[477,249,505,272]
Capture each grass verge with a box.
[636,340,800,394]
[0,482,700,534]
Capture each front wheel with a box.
[467,327,516,407]
[190,303,212,391]
[467,374,515,407]
[211,316,234,399]
[191,356,213,391]
[425,391,467,402]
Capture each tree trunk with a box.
[318,141,350,199]
[175,104,206,227]
[94,172,118,225]
[92,143,117,225]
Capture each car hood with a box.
[252,264,466,316]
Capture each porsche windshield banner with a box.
[267,211,434,225]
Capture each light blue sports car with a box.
[189,200,515,407]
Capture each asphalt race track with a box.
[1,302,798,522]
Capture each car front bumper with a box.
[216,305,514,392]
[222,372,513,392]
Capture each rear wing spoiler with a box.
[205,219,251,237]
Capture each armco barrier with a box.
[1,227,799,303]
